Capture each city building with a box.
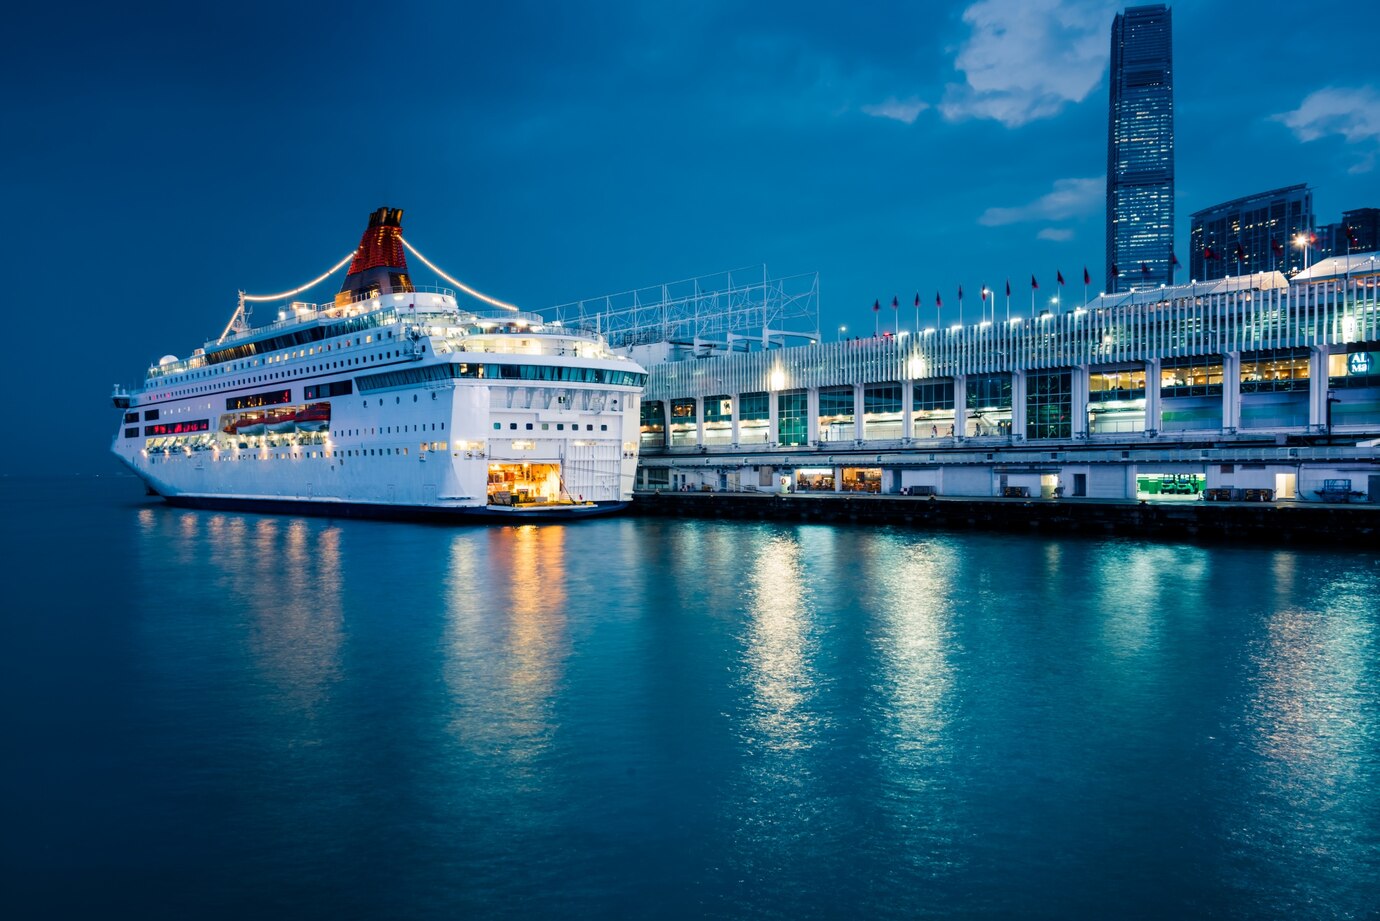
[1319,207,1380,259]
[1106,4,1175,294]
[1189,184,1313,281]
[635,256,1380,502]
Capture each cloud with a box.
[1037,227,1075,241]
[940,0,1119,127]
[1273,85,1380,144]
[862,97,929,124]
[979,176,1104,226]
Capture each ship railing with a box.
[444,336,633,362]
[199,287,460,351]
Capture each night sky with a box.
[4,0,1378,475]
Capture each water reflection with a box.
[741,533,820,752]
[133,506,344,717]
[441,525,569,771]
[870,537,956,768]
[1224,557,1380,916]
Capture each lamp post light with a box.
[1294,233,1312,272]
[838,324,847,341]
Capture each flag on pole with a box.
[1271,239,1284,258]
[958,284,964,301]
[1030,275,1039,289]
[892,295,898,309]
[1112,263,1120,277]
[1005,279,1011,297]
[1140,262,1150,277]
[1083,267,1091,285]
[914,293,920,307]
[1057,270,1065,286]
[935,291,942,308]
[873,299,880,312]
[1171,250,1181,267]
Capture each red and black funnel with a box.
[339,207,413,300]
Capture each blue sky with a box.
[3,0,1378,474]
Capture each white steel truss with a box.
[545,266,819,351]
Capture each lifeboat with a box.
[294,402,331,432]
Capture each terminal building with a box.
[626,256,1380,503]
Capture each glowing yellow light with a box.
[399,236,520,312]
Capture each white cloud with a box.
[862,97,930,124]
[1274,85,1380,144]
[979,176,1104,226]
[1037,227,1075,241]
[940,0,1119,127]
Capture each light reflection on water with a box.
[78,491,1380,919]
[441,524,569,772]
[741,533,820,753]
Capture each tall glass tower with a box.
[1106,4,1174,293]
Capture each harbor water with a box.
[3,476,1378,919]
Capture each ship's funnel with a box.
[338,206,413,303]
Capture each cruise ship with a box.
[111,207,648,518]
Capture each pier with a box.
[629,489,1378,546]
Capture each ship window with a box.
[510,423,517,430]
[526,423,533,430]
[557,424,564,431]
[144,409,159,421]
[601,425,608,431]
[542,423,549,430]
[493,423,500,429]
[124,411,139,423]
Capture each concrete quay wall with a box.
[628,491,1378,547]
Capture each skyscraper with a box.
[1106,5,1174,293]
[1189,184,1312,281]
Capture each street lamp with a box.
[838,324,847,341]
[1294,233,1312,272]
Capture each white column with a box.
[1144,359,1162,435]
[901,378,914,441]
[807,387,820,445]
[769,392,780,447]
[694,396,704,447]
[853,383,865,443]
[730,394,740,446]
[1222,352,1241,432]
[1072,365,1089,438]
[952,374,967,439]
[1308,346,1329,430]
[1010,370,1027,440]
